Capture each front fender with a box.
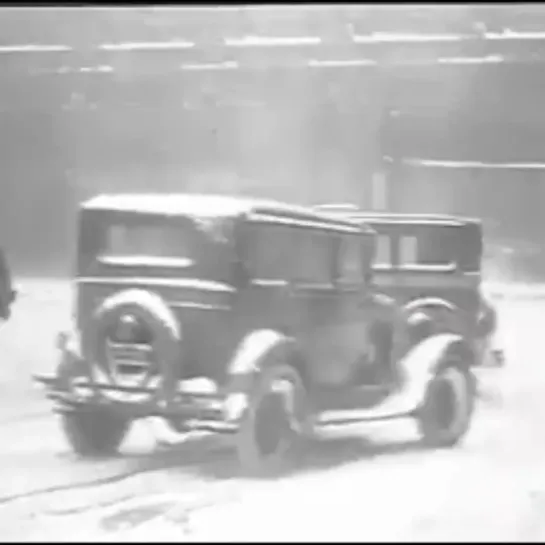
[404,297,462,339]
[397,333,474,412]
[404,297,458,314]
[476,296,498,339]
[223,329,296,422]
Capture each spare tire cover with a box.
[85,289,181,404]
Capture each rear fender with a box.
[397,333,475,412]
[223,329,302,422]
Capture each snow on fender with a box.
[223,329,294,423]
[395,333,474,414]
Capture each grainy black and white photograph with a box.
[0,3,543,541]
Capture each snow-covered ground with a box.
[1,279,544,541]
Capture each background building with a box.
[0,5,544,277]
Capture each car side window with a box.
[403,228,456,267]
[400,235,418,266]
[337,234,364,286]
[293,229,332,285]
[247,224,293,281]
[374,234,391,266]
[419,228,456,266]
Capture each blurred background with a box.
[0,5,544,280]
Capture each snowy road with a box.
[0,281,543,541]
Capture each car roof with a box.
[82,193,373,233]
[320,208,481,227]
[350,213,480,227]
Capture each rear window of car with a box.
[100,221,196,267]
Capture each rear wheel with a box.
[61,408,130,457]
[416,364,475,448]
[56,356,131,457]
[235,364,311,476]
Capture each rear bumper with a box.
[32,374,236,433]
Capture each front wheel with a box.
[56,355,131,457]
[235,364,312,476]
[416,365,475,448]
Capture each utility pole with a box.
[374,70,400,211]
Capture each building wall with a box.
[1,50,545,274]
[384,62,545,246]
[0,64,385,274]
[388,62,545,163]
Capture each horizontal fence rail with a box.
[3,5,545,45]
[3,5,545,74]
[0,5,544,279]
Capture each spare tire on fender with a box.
[84,289,182,405]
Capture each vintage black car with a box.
[35,194,478,475]
[316,205,504,368]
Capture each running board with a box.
[317,391,419,427]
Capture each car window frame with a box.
[244,221,295,285]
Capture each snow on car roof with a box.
[82,193,369,232]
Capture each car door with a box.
[333,232,378,377]
[290,227,345,386]
[292,228,374,387]
[233,221,302,341]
